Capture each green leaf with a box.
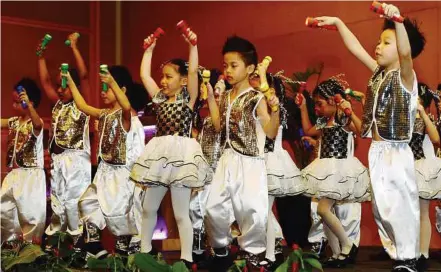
[171,261,189,272]
[133,253,172,272]
[5,244,46,270]
[274,260,289,272]
[304,258,323,271]
[86,257,110,269]
[127,254,135,269]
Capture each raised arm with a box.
[63,71,101,118]
[68,33,91,96]
[206,82,221,132]
[383,5,415,91]
[316,16,377,72]
[338,99,362,135]
[37,55,59,104]
[297,94,320,137]
[18,90,43,135]
[100,72,132,131]
[418,104,440,145]
[140,37,161,98]
[184,30,199,110]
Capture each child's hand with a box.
[61,70,74,85]
[296,93,306,109]
[337,97,353,113]
[214,79,226,97]
[382,3,401,20]
[67,33,79,48]
[267,94,280,111]
[316,16,341,27]
[99,71,116,85]
[36,41,48,56]
[18,89,31,107]
[206,82,214,97]
[182,28,197,46]
[302,136,318,148]
[94,120,99,132]
[143,35,157,52]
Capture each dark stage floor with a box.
[162,246,441,271]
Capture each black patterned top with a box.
[409,118,426,160]
[153,89,193,137]
[319,126,349,159]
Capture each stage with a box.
[162,247,441,271]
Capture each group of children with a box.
[2,2,441,272]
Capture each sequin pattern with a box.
[6,117,39,168]
[219,89,264,157]
[154,90,193,137]
[362,67,414,141]
[98,109,127,165]
[319,126,349,159]
[409,118,426,160]
[51,100,89,150]
[199,117,222,169]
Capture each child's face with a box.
[56,74,73,103]
[160,64,187,97]
[375,29,399,68]
[223,52,254,86]
[313,95,336,118]
[101,87,117,105]
[12,91,28,115]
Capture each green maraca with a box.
[61,63,69,89]
[345,88,362,102]
[65,32,80,46]
[36,34,52,56]
[100,64,109,92]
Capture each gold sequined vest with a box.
[98,109,127,165]
[6,117,40,168]
[219,88,264,157]
[51,100,89,150]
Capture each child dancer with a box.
[251,67,306,269]
[130,28,212,267]
[409,83,441,271]
[37,34,91,243]
[298,78,370,267]
[1,79,45,244]
[69,66,145,256]
[315,3,426,270]
[204,36,280,270]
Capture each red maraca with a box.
[305,17,338,31]
[143,27,165,50]
[370,1,404,23]
[334,94,352,116]
[177,20,197,45]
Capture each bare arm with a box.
[18,90,43,135]
[419,107,440,145]
[38,56,59,104]
[338,99,362,135]
[68,33,90,96]
[64,71,101,118]
[256,96,280,139]
[297,94,320,137]
[185,30,199,110]
[206,83,221,132]
[140,37,161,98]
[317,16,377,72]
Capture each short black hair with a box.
[109,65,149,112]
[69,68,81,88]
[14,77,41,108]
[437,83,441,91]
[162,58,188,76]
[222,36,258,67]
[417,82,434,109]
[383,18,426,59]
